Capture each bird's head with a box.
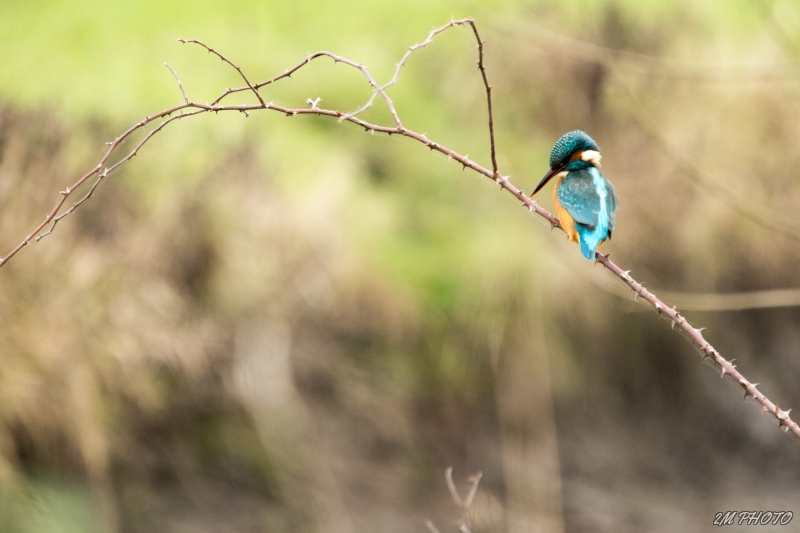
[532,130,602,195]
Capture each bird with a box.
[532,130,618,260]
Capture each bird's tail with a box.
[576,225,602,260]
[579,237,595,260]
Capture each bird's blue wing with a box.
[557,169,602,229]
[558,168,617,259]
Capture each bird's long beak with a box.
[532,165,564,196]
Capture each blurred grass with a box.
[0,476,99,533]
[1,1,800,532]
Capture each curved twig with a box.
[179,39,266,107]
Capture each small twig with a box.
[425,521,443,533]
[463,472,482,510]
[466,21,499,178]
[0,102,193,267]
[340,18,474,122]
[441,467,483,533]
[164,63,189,104]
[445,466,463,507]
[179,38,267,107]
[34,109,204,242]
[208,48,404,127]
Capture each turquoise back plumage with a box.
[557,166,617,259]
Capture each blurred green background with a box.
[1,0,799,532]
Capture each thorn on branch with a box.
[776,407,792,427]
[634,284,645,302]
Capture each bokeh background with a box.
[1,1,799,532]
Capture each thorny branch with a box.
[178,39,266,106]
[2,18,798,444]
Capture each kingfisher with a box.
[532,130,618,260]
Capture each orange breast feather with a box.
[553,174,579,243]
